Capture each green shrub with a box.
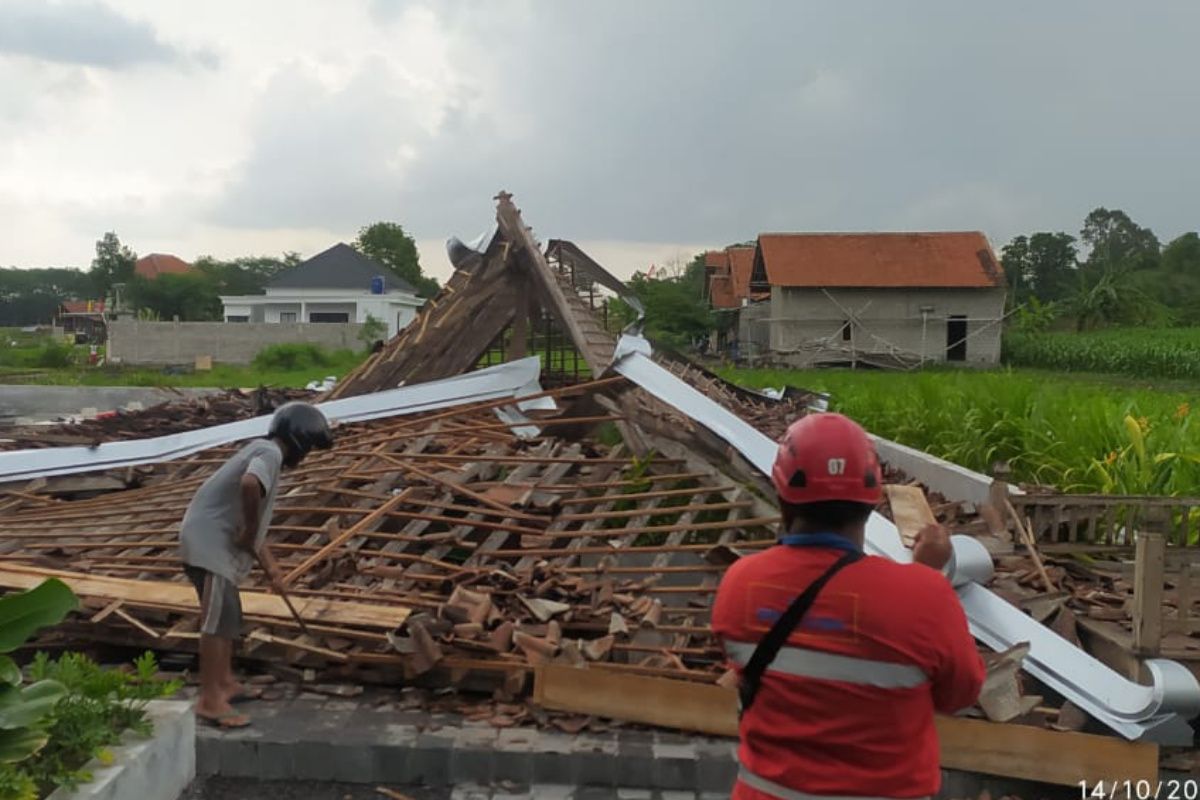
[7,652,181,796]
[32,343,73,369]
[252,343,333,372]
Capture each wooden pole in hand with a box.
[254,548,313,638]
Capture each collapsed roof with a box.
[0,193,1195,751]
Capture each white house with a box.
[220,243,425,338]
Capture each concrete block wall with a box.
[107,320,365,366]
[767,286,1005,366]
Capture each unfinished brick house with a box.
[743,232,1007,368]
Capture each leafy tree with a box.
[1024,232,1078,303]
[1080,208,1160,272]
[192,254,296,296]
[353,222,439,298]
[126,272,222,321]
[1070,267,1170,331]
[612,252,712,350]
[89,232,136,298]
[0,268,92,326]
[1000,235,1031,304]
[1162,232,1200,274]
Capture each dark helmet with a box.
[269,402,333,467]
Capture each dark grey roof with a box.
[267,243,417,293]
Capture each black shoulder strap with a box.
[738,549,863,715]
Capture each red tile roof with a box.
[61,300,105,314]
[704,250,730,270]
[756,232,1003,289]
[727,246,755,300]
[134,253,191,280]
[709,274,738,309]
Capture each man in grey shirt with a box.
[180,402,333,728]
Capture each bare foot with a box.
[221,682,264,704]
[196,698,251,728]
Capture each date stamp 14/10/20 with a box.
[1081,781,1200,800]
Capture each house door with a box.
[946,315,967,361]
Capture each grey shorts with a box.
[184,566,243,639]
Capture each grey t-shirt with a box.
[180,439,283,582]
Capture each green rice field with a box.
[718,366,1200,496]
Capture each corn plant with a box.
[1004,327,1200,380]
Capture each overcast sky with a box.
[2,0,1198,281]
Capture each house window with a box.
[309,312,350,323]
[279,312,297,323]
[841,320,852,341]
[226,315,249,323]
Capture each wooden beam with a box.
[1133,532,1165,656]
[532,664,1160,786]
[282,488,415,585]
[507,281,531,360]
[0,564,408,629]
[495,193,606,375]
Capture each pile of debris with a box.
[0,387,307,450]
[0,383,776,688]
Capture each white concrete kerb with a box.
[47,700,195,800]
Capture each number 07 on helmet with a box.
[771,412,883,506]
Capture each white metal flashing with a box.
[611,334,1200,744]
[0,358,544,483]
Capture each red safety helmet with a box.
[771,413,883,506]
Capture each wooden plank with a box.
[935,716,1158,785]
[535,664,737,737]
[532,665,1158,785]
[1169,562,1193,636]
[0,564,408,629]
[884,484,935,548]
[113,607,161,639]
[1133,533,1165,655]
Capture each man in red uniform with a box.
[712,413,985,799]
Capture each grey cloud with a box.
[0,0,213,69]
[210,57,435,229]
[220,0,1200,249]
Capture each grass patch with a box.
[0,346,367,388]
